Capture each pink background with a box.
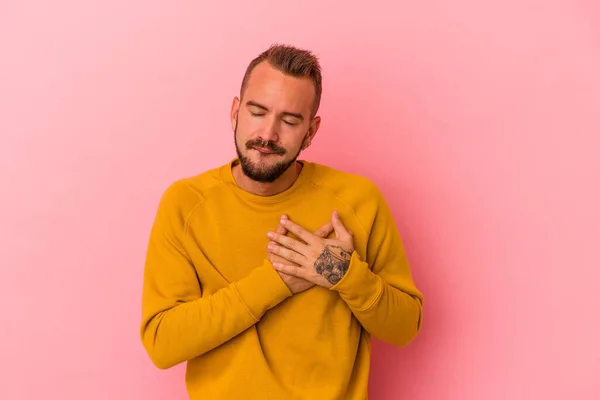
[1,1,599,399]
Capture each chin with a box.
[239,152,297,183]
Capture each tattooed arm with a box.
[267,211,356,289]
[267,190,423,348]
[328,187,424,347]
[314,245,352,285]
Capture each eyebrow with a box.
[246,100,304,121]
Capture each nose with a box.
[257,116,279,143]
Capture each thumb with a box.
[331,210,350,239]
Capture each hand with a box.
[267,211,355,288]
[267,214,335,294]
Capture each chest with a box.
[185,202,342,288]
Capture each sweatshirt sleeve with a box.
[140,181,292,369]
[329,184,424,347]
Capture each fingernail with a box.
[267,232,274,238]
[280,219,286,226]
[268,243,275,251]
[272,262,281,268]
[281,214,288,219]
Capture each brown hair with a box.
[240,44,322,117]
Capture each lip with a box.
[253,147,277,154]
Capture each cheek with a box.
[290,128,310,146]
[239,114,269,134]
[235,118,255,138]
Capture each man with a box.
[140,44,424,399]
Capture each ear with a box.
[302,115,321,150]
[230,97,240,131]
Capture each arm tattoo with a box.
[314,245,352,285]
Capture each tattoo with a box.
[314,245,352,285]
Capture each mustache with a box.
[246,139,286,155]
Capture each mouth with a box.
[252,147,280,155]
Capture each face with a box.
[231,61,321,183]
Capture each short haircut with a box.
[240,44,322,117]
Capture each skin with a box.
[266,214,335,293]
[267,210,355,289]
[229,60,354,291]
[229,61,320,196]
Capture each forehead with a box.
[243,61,315,115]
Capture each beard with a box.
[234,124,303,183]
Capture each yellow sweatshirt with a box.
[140,159,423,399]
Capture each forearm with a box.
[331,252,423,347]
[141,262,291,369]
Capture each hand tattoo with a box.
[314,245,352,285]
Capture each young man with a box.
[140,44,424,399]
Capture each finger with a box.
[279,217,319,245]
[314,221,334,238]
[272,262,306,278]
[267,243,307,265]
[331,210,351,239]
[272,216,289,247]
[275,214,289,235]
[267,232,310,255]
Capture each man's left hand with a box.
[267,211,355,288]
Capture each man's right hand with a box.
[267,215,333,294]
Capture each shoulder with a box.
[308,162,397,239]
[156,164,227,222]
[309,162,392,236]
[310,162,385,203]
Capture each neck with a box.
[232,161,303,196]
